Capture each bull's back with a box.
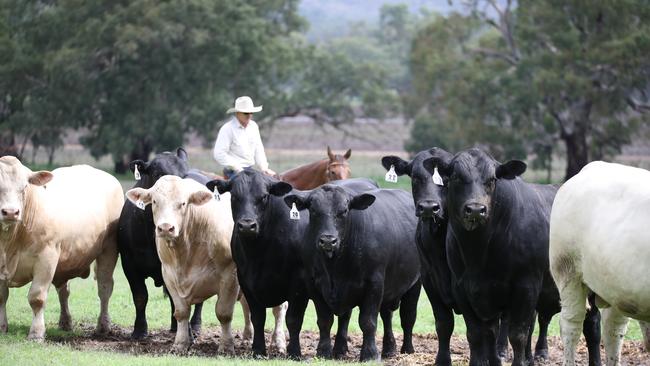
[550,161,650,318]
[45,165,123,273]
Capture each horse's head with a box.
[325,146,351,182]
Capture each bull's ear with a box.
[126,188,152,206]
[349,193,375,211]
[269,181,293,196]
[188,191,213,206]
[207,179,230,194]
[29,171,53,186]
[496,160,527,180]
[381,156,410,176]
[176,147,188,161]
[327,145,335,161]
[284,193,310,210]
[129,160,147,174]
[343,149,352,160]
[422,157,451,177]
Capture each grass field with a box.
[0,146,646,365]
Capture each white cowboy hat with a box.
[226,96,263,114]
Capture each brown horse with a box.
[279,146,352,190]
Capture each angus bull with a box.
[284,185,421,361]
[126,176,238,353]
[550,161,650,366]
[430,148,600,366]
[0,156,122,340]
[209,170,378,359]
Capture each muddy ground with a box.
[49,325,650,365]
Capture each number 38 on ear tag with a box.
[289,202,300,220]
[385,165,398,183]
[136,200,146,210]
[432,167,444,186]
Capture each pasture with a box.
[1,146,649,365]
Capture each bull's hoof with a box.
[242,327,253,342]
[130,329,148,340]
[401,342,415,354]
[360,347,380,362]
[172,343,191,354]
[534,349,549,361]
[218,341,235,356]
[316,344,332,359]
[287,341,302,360]
[190,325,201,338]
[434,353,452,366]
[0,323,8,333]
[58,317,72,332]
[333,339,348,359]
[382,339,397,358]
[27,332,45,342]
[269,338,286,355]
[95,322,111,336]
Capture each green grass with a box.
[4,146,645,364]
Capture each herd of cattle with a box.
[0,146,648,366]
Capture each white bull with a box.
[126,175,240,353]
[550,161,650,366]
[0,156,122,340]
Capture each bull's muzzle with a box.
[237,218,258,236]
[462,202,487,230]
[416,200,441,219]
[318,235,338,258]
[156,223,176,237]
[0,208,20,222]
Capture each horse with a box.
[278,146,352,190]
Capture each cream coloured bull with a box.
[550,161,650,366]
[126,175,240,353]
[0,156,122,340]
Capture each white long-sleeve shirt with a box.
[212,117,269,172]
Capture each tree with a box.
[410,0,650,180]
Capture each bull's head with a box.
[0,156,52,227]
[128,147,189,189]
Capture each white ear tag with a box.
[432,167,444,186]
[385,165,398,183]
[134,165,141,180]
[213,189,220,201]
[289,203,300,220]
[136,200,146,210]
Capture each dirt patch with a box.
[49,325,650,365]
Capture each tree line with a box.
[2,0,649,180]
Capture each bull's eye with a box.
[260,194,268,205]
[152,200,156,205]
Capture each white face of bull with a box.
[0,156,52,226]
[125,176,213,240]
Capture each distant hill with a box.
[299,0,456,41]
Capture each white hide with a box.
[126,176,238,353]
[550,161,650,366]
[0,156,123,340]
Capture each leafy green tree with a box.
[409,0,650,180]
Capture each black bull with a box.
[284,185,421,362]
[428,148,600,366]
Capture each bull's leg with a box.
[172,297,192,353]
[558,279,589,366]
[640,321,650,352]
[247,295,268,357]
[399,281,421,354]
[359,284,382,362]
[270,302,287,354]
[27,253,57,341]
[583,297,602,366]
[422,276,454,366]
[380,308,396,358]
[534,311,551,361]
[121,254,149,339]
[215,269,238,355]
[496,315,509,360]
[55,281,72,331]
[239,295,253,342]
[506,292,537,366]
[463,311,490,366]
[0,280,8,333]
[94,241,118,335]
[485,317,503,366]
[602,308,629,366]
[285,297,308,359]
[165,286,177,333]
[313,298,334,358]
[190,302,204,336]
[333,309,352,359]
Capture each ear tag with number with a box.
[213,189,220,201]
[289,202,300,220]
[432,167,444,186]
[385,165,398,183]
[134,165,141,180]
[136,200,146,210]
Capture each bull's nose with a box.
[1,208,19,220]
[319,235,338,248]
[417,201,441,217]
[464,203,487,218]
[157,223,175,235]
[237,219,258,233]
